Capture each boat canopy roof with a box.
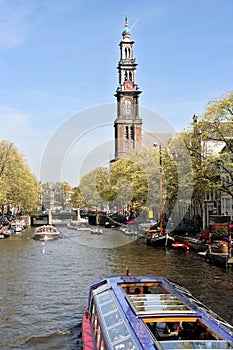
[88,275,233,350]
[127,294,196,317]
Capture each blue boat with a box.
[82,274,233,349]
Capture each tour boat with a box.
[82,274,233,350]
[32,225,60,241]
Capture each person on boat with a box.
[155,322,167,337]
[166,322,183,334]
[134,287,141,295]
[143,286,151,294]
[155,322,182,339]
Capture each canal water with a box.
[1,224,233,350]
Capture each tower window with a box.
[124,47,131,59]
[129,72,132,81]
[130,125,135,140]
[125,99,131,116]
[126,126,129,139]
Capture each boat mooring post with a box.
[159,145,163,233]
[228,223,232,259]
[48,209,52,225]
[209,232,212,253]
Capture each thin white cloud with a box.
[0,105,31,135]
[0,104,52,177]
[0,0,60,51]
[0,0,82,52]
[0,1,34,50]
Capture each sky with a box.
[0,0,233,186]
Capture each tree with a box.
[0,140,39,212]
[179,91,233,228]
[78,167,112,209]
[75,143,193,224]
[70,186,87,209]
[201,91,233,198]
[109,155,149,215]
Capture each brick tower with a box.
[114,18,142,160]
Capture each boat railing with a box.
[168,280,233,335]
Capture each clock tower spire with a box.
[114,18,142,160]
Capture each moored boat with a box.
[174,235,209,252]
[146,229,174,247]
[10,220,25,233]
[172,241,189,250]
[0,227,14,239]
[32,225,60,241]
[82,274,233,350]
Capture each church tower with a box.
[114,18,142,160]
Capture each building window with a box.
[130,125,135,140]
[126,126,129,139]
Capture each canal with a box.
[1,224,233,349]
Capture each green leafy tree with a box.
[70,186,88,209]
[79,167,112,209]
[109,156,149,214]
[201,91,233,198]
[76,145,192,222]
[179,91,233,227]
[0,140,39,212]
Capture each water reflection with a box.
[0,225,233,349]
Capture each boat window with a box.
[101,300,117,314]
[92,281,112,296]
[121,282,168,295]
[108,323,129,342]
[94,289,138,349]
[127,294,195,316]
[159,340,233,349]
[98,291,113,304]
[104,310,122,327]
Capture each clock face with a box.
[125,82,133,90]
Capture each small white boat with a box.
[11,222,23,232]
[67,219,89,230]
[90,228,103,235]
[67,207,89,230]
[120,226,138,236]
[32,225,60,241]
[11,219,26,233]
